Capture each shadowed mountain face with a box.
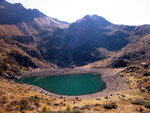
[38,15,133,66]
[0,0,150,76]
[0,0,69,77]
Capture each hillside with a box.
[0,0,150,75]
[0,0,68,78]
[0,74,150,113]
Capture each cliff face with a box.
[0,0,150,77]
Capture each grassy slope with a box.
[0,16,69,77]
[0,66,150,113]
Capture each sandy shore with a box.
[18,67,129,99]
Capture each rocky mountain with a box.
[38,14,150,67]
[0,0,68,78]
[0,0,150,78]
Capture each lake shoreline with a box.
[18,67,129,99]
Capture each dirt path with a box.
[18,67,129,99]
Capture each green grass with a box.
[30,95,40,100]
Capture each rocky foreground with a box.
[0,65,150,113]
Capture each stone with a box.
[80,105,91,110]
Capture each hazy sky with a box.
[6,0,150,25]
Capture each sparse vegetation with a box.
[143,102,150,109]
[103,102,117,109]
[65,104,72,112]
[30,95,40,100]
[130,100,145,105]
[20,99,29,111]
[131,100,150,109]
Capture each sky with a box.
[6,0,150,25]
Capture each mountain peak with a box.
[76,14,112,27]
[83,14,104,19]
[13,3,25,9]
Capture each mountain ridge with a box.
[0,0,149,78]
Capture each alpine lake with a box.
[18,73,106,96]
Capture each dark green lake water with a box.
[19,73,106,96]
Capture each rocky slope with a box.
[0,0,68,78]
[37,14,150,67]
[0,0,150,75]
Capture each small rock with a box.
[75,97,79,100]
[47,103,54,106]
[143,72,150,76]
[80,105,91,110]
[54,103,59,106]
[73,106,80,110]
[103,103,117,109]
[95,104,101,106]
[29,105,36,109]
[60,96,63,99]
[96,98,101,100]
[141,63,149,68]
[136,107,144,112]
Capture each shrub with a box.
[73,106,80,111]
[80,105,91,110]
[10,100,19,106]
[130,100,150,109]
[65,104,72,112]
[143,72,150,76]
[19,99,29,111]
[0,96,8,104]
[20,99,28,106]
[20,104,28,111]
[30,95,40,100]
[103,102,117,109]
[130,100,145,105]
[34,101,40,107]
[143,102,150,109]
